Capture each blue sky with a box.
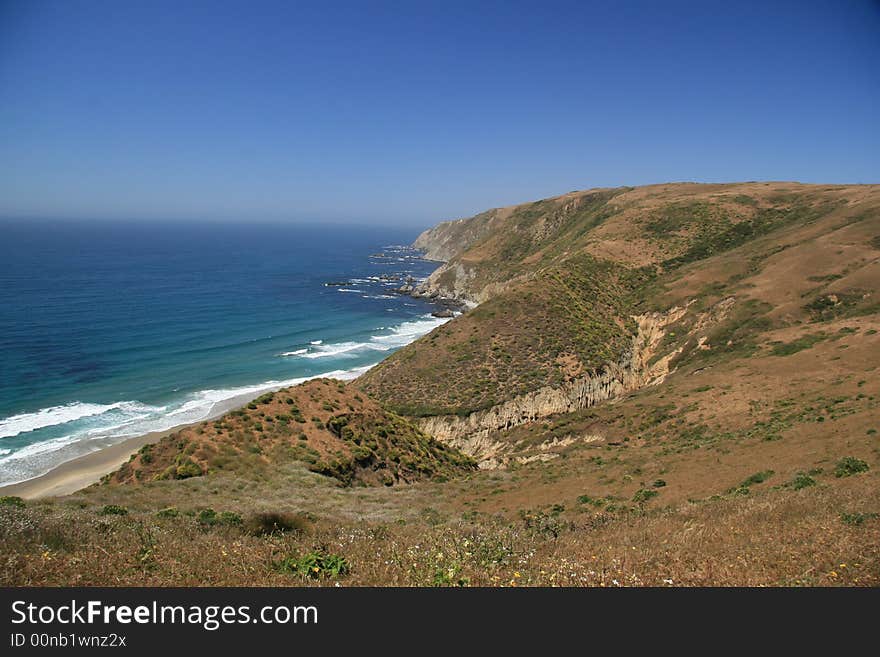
[1,0,878,225]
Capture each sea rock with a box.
[431,309,455,318]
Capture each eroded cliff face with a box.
[416,307,688,465]
[412,209,505,303]
[418,261,478,303]
[413,210,496,262]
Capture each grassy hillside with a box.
[109,379,475,488]
[3,351,877,585]
[360,183,880,416]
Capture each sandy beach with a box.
[0,426,186,499]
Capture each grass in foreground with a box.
[1,472,877,586]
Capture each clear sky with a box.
[1,0,878,225]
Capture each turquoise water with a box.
[0,220,447,485]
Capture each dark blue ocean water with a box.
[0,220,446,485]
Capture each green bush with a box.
[790,473,817,490]
[218,511,242,525]
[632,488,658,503]
[520,509,568,538]
[197,508,218,525]
[834,457,869,478]
[739,470,774,487]
[139,444,154,464]
[576,494,603,507]
[0,495,26,508]
[175,458,203,479]
[276,551,349,579]
[156,507,179,518]
[840,512,878,526]
[771,334,825,356]
[98,504,128,516]
[197,508,241,526]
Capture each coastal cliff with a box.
[412,209,497,262]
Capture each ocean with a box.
[0,219,447,486]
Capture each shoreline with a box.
[0,425,187,499]
[0,318,463,501]
[0,384,277,500]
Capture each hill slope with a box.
[110,379,475,488]
[359,182,880,424]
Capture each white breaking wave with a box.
[370,315,451,348]
[287,314,452,360]
[310,340,323,345]
[0,401,159,440]
[336,288,362,293]
[280,348,308,356]
[297,341,382,359]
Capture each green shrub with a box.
[196,508,242,527]
[156,507,179,518]
[98,504,128,516]
[790,473,817,490]
[520,509,568,538]
[652,479,667,488]
[632,488,658,503]
[218,511,242,525]
[175,458,203,479]
[840,512,878,526]
[740,470,774,487]
[771,334,825,356]
[139,444,154,464]
[834,457,869,478]
[276,551,349,579]
[0,495,26,508]
[197,508,218,525]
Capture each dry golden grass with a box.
[1,471,876,586]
